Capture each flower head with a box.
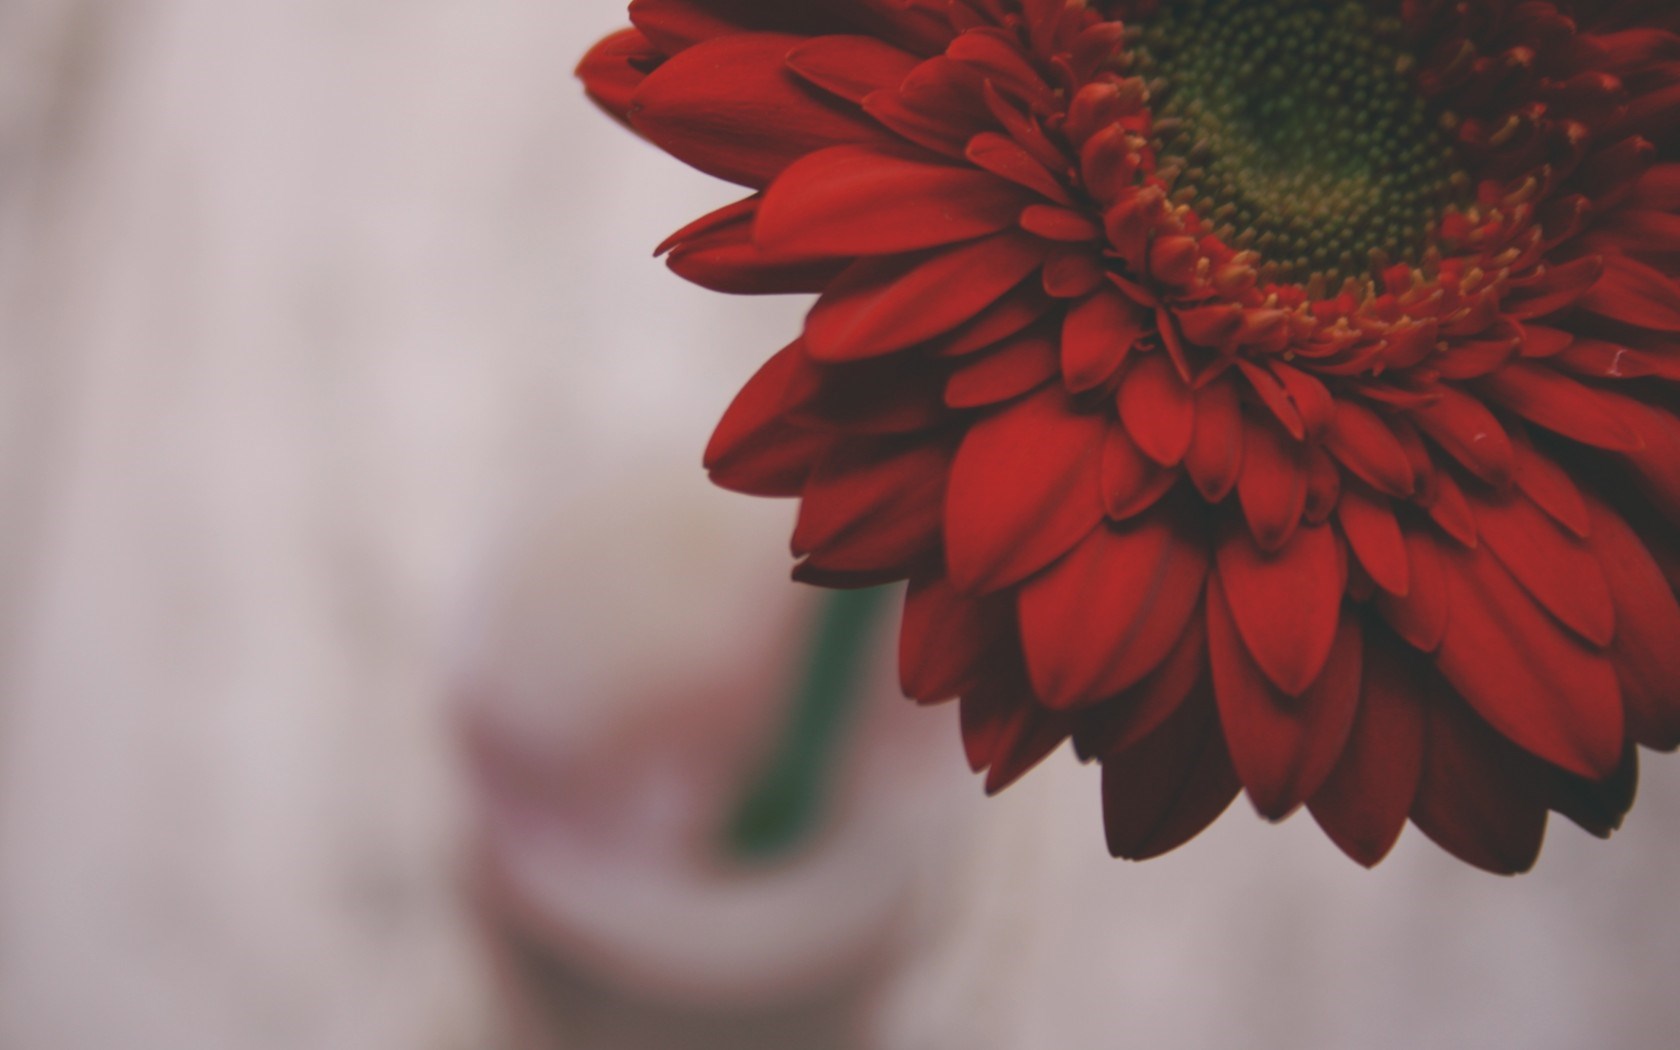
[579,0,1680,873]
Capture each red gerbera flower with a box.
[578,0,1680,873]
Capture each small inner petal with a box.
[1133,0,1469,289]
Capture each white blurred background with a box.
[0,2,1678,1048]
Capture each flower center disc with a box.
[1134,0,1467,289]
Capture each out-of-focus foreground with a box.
[1,3,1679,1049]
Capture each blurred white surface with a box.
[0,2,1677,1049]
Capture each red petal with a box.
[1075,614,1208,758]
[664,202,849,294]
[1269,362,1335,439]
[1041,247,1105,299]
[1471,491,1617,647]
[1581,253,1680,332]
[704,341,829,495]
[1304,445,1341,525]
[1236,419,1310,552]
[933,284,1054,357]
[1061,286,1146,392]
[1117,352,1196,466]
[959,647,1074,789]
[792,436,950,574]
[1474,363,1644,452]
[1410,698,1547,876]
[1338,486,1410,597]
[1375,526,1451,652]
[1019,507,1209,709]
[1434,544,1624,780]
[1425,468,1480,548]
[1216,521,1347,697]
[985,704,1074,793]
[899,576,1011,703]
[577,28,659,122]
[1511,437,1591,538]
[785,34,920,104]
[1408,385,1516,486]
[965,131,1075,204]
[804,233,1048,360]
[1208,578,1362,819]
[943,331,1058,408]
[757,145,1027,256]
[1100,424,1176,520]
[1611,394,1680,523]
[1308,637,1426,867]
[945,386,1105,593]
[628,33,895,187]
[1184,376,1245,502]
[1585,498,1680,751]
[1100,690,1241,861]
[1323,401,1416,498]
[1237,359,1306,440]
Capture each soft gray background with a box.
[0,2,1677,1048]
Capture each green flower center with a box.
[1133,0,1467,289]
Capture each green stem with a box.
[722,585,891,862]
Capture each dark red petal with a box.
[1338,486,1410,597]
[1531,745,1638,841]
[1236,418,1310,552]
[1216,521,1346,697]
[1304,445,1341,525]
[1610,394,1680,523]
[1425,468,1480,548]
[790,354,947,435]
[970,656,1075,794]
[933,284,1054,357]
[1504,255,1604,321]
[757,145,1027,257]
[1471,491,1617,646]
[1308,637,1426,868]
[1434,544,1624,780]
[959,676,1008,772]
[628,33,896,188]
[1019,506,1209,709]
[792,436,950,573]
[664,204,848,294]
[1512,437,1592,538]
[1076,614,1208,758]
[1475,364,1645,452]
[1208,578,1362,820]
[1101,690,1242,861]
[1270,362,1335,439]
[1580,253,1680,332]
[1410,698,1548,876]
[899,576,1011,703]
[1408,386,1516,486]
[1117,351,1196,466]
[1323,401,1416,498]
[1061,287,1147,393]
[577,28,659,122]
[1237,359,1307,440]
[965,131,1075,204]
[805,233,1048,360]
[944,331,1058,408]
[1184,376,1245,502]
[945,386,1105,593]
[1375,526,1451,652]
[704,341,830,495]
[1020,204,1101,242]
[1100,424,1176,520]
[785,34,920,104]
[1586,497,1680,751]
